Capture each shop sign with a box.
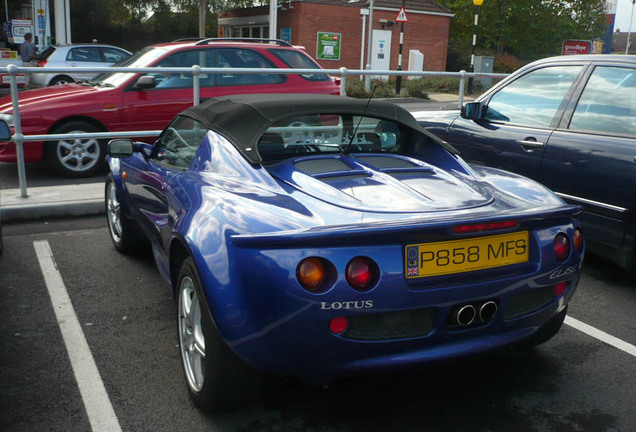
[317,32,341,61]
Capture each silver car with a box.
[31,44,132,87]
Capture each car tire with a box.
[105,174,145,253]
[49,75,74,86]
[520,306,568,348]
[177,257,261,412]
[46,121,106,177]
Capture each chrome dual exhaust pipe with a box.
[456,304,477,326]
[479,301,498,322]
[453,301,498,327]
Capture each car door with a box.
[539,63,636,248]
[66,46,103,82]
[120,49,213,134]
[100,47,130,65]
[446,65,584,179]
[125,116,208,255]
[205,47,288,98]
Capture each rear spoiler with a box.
[230,205,582,249]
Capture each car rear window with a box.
[258,114,405,162]
[268,48,330,82]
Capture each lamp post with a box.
[627,0,636,55]
[468,0,483,95]
[364,0,375,93]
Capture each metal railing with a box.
[0,63,508,197]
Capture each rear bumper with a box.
[199,220,584,380]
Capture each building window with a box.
[229,26,269,39]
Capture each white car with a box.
[31,44,132,87]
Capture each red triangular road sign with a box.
[396,7,408,23]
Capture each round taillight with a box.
[297,257,326,292]
[573,228,584,253]
[346,256,378,291]
[554,233,570,261]
[554,282,567,296]
[329,317,348,334]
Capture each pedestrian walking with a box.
[20,33,37,89]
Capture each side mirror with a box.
[461,102,484,121]
[0,120,11,142]
[108,139,135,158]
[135,75,157,90]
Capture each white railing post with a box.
[8,64,28,197]
[339,67,347,96]
[458,70,467,109]
[192,65,201,106]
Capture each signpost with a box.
[395,4,407,94]
[562,40,592,55]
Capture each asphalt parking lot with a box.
[0,215,634,432]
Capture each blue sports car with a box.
[105,94,584,412]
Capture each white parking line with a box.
[34,240,122,432]
[565,316,636,358]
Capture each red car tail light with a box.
[36,59,47,67]
[554,233,570,261]
[452,220,517,234]
[573,228,584,253]
[297,257,334,293]
[554,282,567,296]
[346,256,379,291]
[329,317,348,334]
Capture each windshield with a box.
[258,114,406,162]
[89,46,169,87]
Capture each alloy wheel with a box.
[178,276,206,392]
[56,132,100,172]
[106,182,122,243]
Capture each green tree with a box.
[437,0,607,68]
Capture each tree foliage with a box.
[69,0,254,51]
[437,0,607,68]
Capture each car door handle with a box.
[518,139,545,151]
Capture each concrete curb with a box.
[1,183,105,222]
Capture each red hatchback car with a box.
[0,39,340,177]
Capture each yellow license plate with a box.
[405,231,529,278]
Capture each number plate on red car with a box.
[405,232,529,278]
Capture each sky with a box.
[614,0,636,33]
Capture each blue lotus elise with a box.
[105,94,584,412]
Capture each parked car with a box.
[415,55,636,271]
[0,39,339,177]
[105,93,584,412]
[31,43,132,87]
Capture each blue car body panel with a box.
[108,94,584,380]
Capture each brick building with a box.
[218,0,453,72]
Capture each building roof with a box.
[299,0,452,15]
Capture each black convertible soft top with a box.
[179,93,457,164]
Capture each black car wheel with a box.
[177,257,261,412]
[46,121,106,177]
[49,75,74,86]
[520,306,568,348]
[105,174,144,253]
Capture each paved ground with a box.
[1,216,634,431]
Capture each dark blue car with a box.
[106,94,583,412]
[415,55,636,271]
